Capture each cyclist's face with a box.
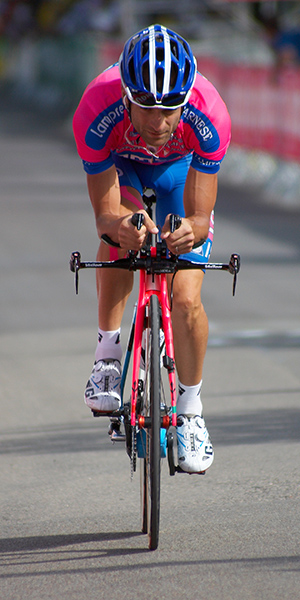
[130,103,182,149]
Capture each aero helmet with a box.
[119,24,197,108]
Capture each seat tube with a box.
[160,274,177,426]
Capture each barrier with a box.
[196,57,300,163]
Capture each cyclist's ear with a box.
[122,90,131,119]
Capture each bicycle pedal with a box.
[92,409,122,418]
[108,419,126,443]
[110,430,126,443]
[175,466,206,475]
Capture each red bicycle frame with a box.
[130,249,177,428]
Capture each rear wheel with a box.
[140,294,161,550]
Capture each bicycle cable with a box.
[170,271,177,312]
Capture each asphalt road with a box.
[0,105,300,600]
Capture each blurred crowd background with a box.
[1,0,300,205]
[1,1,300,54]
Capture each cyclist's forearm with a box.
[185,214,211,245]
[87,169,129,243]
[95,212,129,244]
[183,169,217,243]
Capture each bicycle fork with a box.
[130,270,177,429]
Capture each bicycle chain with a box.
[130,426,137,480]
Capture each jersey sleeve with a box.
[73,66,125,174]
[182,73,231,174]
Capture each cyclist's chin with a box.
[144,133,169,149]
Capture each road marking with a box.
[208,329,300,348]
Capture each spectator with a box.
[261,16,300,75]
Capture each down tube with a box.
[131,270,146,426]
[160,275,177,427]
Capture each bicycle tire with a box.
[140,294,161,550]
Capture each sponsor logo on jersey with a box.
[193,155,221,168]
[182,104,220,152]
[86,100,125,148]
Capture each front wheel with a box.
[140,294,161,550]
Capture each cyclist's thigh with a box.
[152,157,214,264]
[112,154,144,210]
[167,268,204,306]
[112,153,192,216]
[153,156,192,227]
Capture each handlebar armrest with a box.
[101,234,121,248]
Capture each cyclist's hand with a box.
[118,211,158,251]
[161,215,195,254]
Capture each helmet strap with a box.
[123,95,132,120]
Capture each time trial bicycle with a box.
[70,192,240,551]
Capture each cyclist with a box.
[73,24,231,473]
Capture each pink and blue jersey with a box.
[73,63,231,263]
[73,64,231,175]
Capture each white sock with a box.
[176,380,203,417]
[95,328,122,363]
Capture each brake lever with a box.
[169,214,206,250]
[70,251,81,295]
[229,253,241,296]
[169,214,182,233]
[101,213,145,251]
[131,213,145,230]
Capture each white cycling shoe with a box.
[177,414,214,473]
[84,359,121,413]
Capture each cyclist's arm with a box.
[87,166,122,241]
[183,167,217,239]
[161,167,217,254]
[87,167,157,250]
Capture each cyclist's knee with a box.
[172,287,202,318]
[171,272,203,313]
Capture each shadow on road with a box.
[208,406,300,446]
[0,404,300,457]
[0,531,144,555]
[0,530,299,577]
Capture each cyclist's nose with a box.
[149,109,165,125]
[149,112,168,132]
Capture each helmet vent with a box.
[170,40,178,59]
[182,40,190,54]
[156,67,164,94]
[156,47,164,62]
[141,40,149,58]
[170,62,178,91]
[142,61,150,90]
[128,35,138,54]
[128,58,137,87]
[182,59,190,88]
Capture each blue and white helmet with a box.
[119,24,197,109]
